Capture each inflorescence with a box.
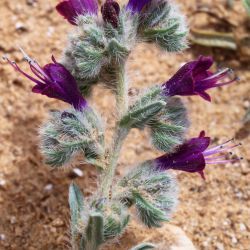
[3,0,243,249]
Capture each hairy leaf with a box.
[40,108,105,168]
[69,183,84,238]
[243,0,250,15]
[120,101,166,128]
[130,243,156,250]
[84,212,104,250]
[133,192,168,228]
[116,163,178,228]
[139,1,188,52]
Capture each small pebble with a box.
[47,27,54,37]
[235,191,243,199]
[52,218,64,227]
[15,22,27,32]
[231,236,238,244]
[0,234,6,241]
[44,184,53,191]
[10,216,16,224]
[0,179,6,187]
[243,100,249,109]
[69,168,84,178]
[239,223,246,231]
[216,242,224,250]
[26,0,37,6]
[73,168,84,177]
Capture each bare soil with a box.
[0,0,249,249]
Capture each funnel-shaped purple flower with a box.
[101,0,120,28]
[4,50,87,111]
[154,131,242,179]
[126,0,152,13]
[162,56,238,102]
[56,0,98,25]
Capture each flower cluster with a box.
[56,0,154,26]
[3,0,243,248]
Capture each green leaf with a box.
[139,1,188,52]
[107,38,130,62]
[144,22,180,38]
[133,192,168,228]
[85,212,104,250]
[115,163,178,228]
[102,202,130,240]
[243,0,250,15]
[130,243,156,250]
[40,108,105,168]
[243,106,250,123]
[120,101,166,128]
[149,96,188,153]
[74,44,104,78]
[190,29,237,50]
[69,183,84,238]
[140,1,170,28]
[151,122,185,152]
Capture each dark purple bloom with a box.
[101,0,120,28]
[162,56,239,102]
[126,0,152,13]
[4,50,87,111]
[56,0,98,25]
[154,131,242,179]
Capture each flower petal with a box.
[155,152,206,174]
[192,56,213,78]
[197,91,211,102]
[101,0,120,28]
[153,132,210,174]
[126,0,152,13]
[56,0,98,25]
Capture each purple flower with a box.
[126,0,152,13]
[162,56,239,102]
[4,50,87,111]
[56,0,98,25]
[101,0,120,28]
[154,131,242,179]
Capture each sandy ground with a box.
[0,0,249,249]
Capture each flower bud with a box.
[101,0,120,28]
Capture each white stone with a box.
[216,242,224,250]
[44,184,53,191]
[166,225,196,250]
[15,22,26,31]
[72,168,84,177]
[231,236,238,244]
[0,179,6,186]
[239,223,246,231]
[0,234,5,241]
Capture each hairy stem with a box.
[116,64,128,116]
[101,63,129,198]
[101,127,128,198]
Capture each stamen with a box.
[30,65,48,82]
[203,138,234,155]
[19,47,52,81]
[212,76,239,88]
[202,68,231,83]
[204,142,241,157]
[204,155,227,161]
[19,47,33,63]
[3,55,44,86]
[206,158,242,164]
